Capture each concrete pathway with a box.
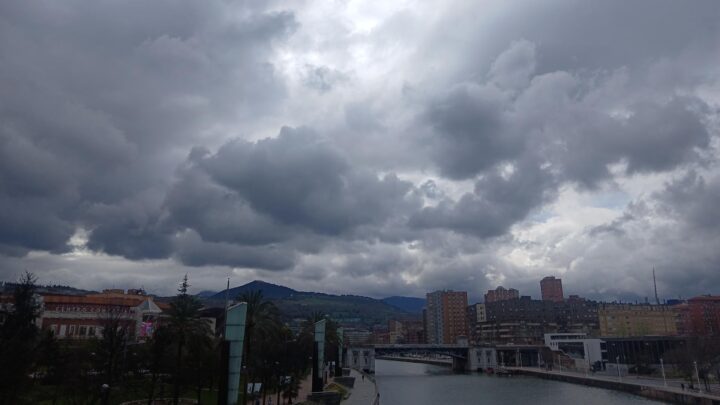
[507,367,720,401]
[341,369,378,405]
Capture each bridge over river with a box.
[345,343,545,373]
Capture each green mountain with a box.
[208,280,297,300]
[381,296,426,313]
[206,280,413,327]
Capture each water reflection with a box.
[374,359,663,405]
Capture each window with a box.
[79,326,87,336]
[89,326,96,336]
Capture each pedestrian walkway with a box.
[341,369,378,405]
[508,367,720,402]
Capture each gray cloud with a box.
[197,127,420,235]
[0,0,297,257]
[410,159,556,238]
[0,0,719,301]
[303,64,348,93]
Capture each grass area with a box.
[25,381,220,404]
[325,382,349,399]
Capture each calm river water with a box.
[374,359,664,405]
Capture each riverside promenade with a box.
[509,367,720,404]
[341,369,379,405]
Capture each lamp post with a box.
[585,357,589,377]
[694,361,701,390]
[660,358,666,387]
[616,356,621,380]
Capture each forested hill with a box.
[204,280,420,327]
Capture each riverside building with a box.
[598,303,679,337]
[39,289,165,341]
[484,286,519,303]
[425,290,469,344]
[540,276,564,302]
[480,296,599,344]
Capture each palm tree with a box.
[237,290,281,404]
[166,275,210,405]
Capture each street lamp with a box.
[616,356,621,380]
[660,358,666,387]
[585,357,589,377]
[694,361,701,390]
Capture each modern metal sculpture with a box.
[312,319,326,392]
[222,302,247,405]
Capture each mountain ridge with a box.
[205,280,420,327]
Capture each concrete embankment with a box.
[375,356,452,367]
[514,368,720,405]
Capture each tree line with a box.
[0,272,340,405]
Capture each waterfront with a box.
[374,359,664,405]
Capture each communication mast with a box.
[653,267,660,305]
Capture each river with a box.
[374,359,665,404]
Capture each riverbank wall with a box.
[375,356,452,368]
[516,368,720,405]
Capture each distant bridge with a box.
[373,343,469,358]
[345,343,545,373]
[346,344,471,372]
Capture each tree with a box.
[95,306,131,384]
[237,290,282,405]
[299,312,339,369]
[185,332,217,405]
[0,271,42,404]
[145,325,172,405]
[166,275,210,405]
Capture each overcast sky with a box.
[1,0,719,302]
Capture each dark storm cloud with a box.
[410,159,556,238]
[0,1,297,257]
[544,95,711,188]
[173,231,296,270]
[107,127,423,269]
[83,195,173,260]
[196,127,420,235]
[422,45,712,188]
[164,167,294,246]
[424,83,522,180]
[656,171,720,232]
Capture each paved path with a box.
[341,369,378,405]
[508,367,720,400]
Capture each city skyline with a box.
[1,1,720,301]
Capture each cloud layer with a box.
[1,0,719,300]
